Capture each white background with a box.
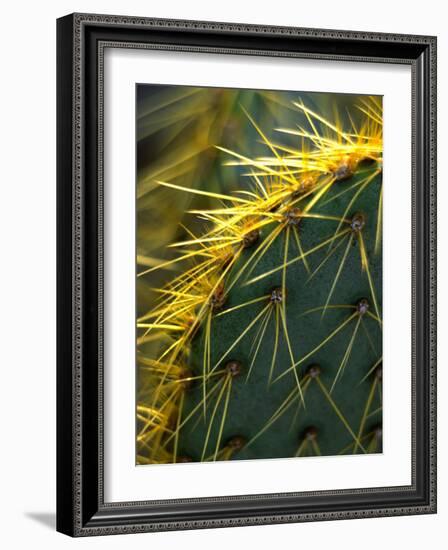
[105,49,412,501]
[0,1,445,549]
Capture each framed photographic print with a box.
[57,13,437,536]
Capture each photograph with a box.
[136,85,383,465]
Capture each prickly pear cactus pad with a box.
[136,85,383,465]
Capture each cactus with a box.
[137,90,383,464]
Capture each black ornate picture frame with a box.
[57,13,437,537]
